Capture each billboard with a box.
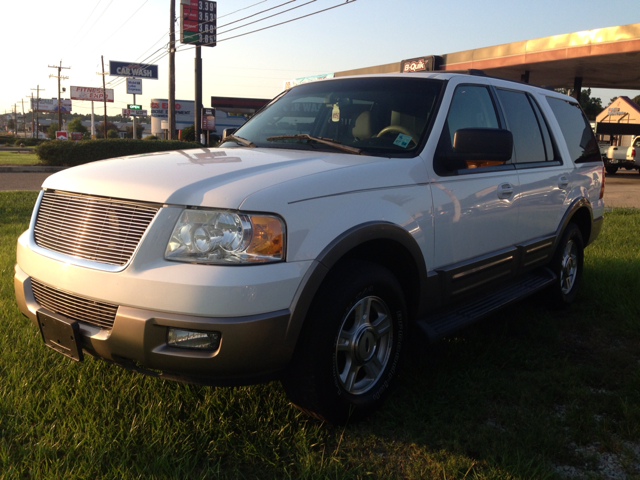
[150,99,196,133]
[181,0,216,47]
[127,78,143,95]
[109,61,159,79]
[202,108,216,130]
[70,86,114,103]
[30,98,72,113]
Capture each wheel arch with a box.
[557,198,594,248]
[284,222,428,351]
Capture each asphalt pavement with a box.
[1,165,639,209]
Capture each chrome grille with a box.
[31,279,118,329]
[34,191,159,266]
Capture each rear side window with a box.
[546,97,601,164]
[497,89,554,164]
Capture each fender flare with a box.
[554,197,595,250]
[283,221,429,352]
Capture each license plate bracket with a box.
[37,311,84,362]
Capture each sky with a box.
[2,0,639,119]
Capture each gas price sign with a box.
[181,0,216,47]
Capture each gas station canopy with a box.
[336,23,640,91]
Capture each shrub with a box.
[143,135,160,141]
[0,134,16,145]
[14,138,45,147]
[35,139,204,166]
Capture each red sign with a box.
[70,132,83,141]
[56,131,68,141]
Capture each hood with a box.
[42,147,376,208]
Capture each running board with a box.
[417,268,557,342]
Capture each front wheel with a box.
[282,261,407,425]
[548,223,584,307]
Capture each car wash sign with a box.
[109,61,159,80]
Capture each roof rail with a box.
[438,69,487,76]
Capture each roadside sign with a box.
[122,109,148,116]
[128,104,142,110]
[202,108,216,130]
[109,61,158,80]
[181,0,216,47]
[126,78,143,95]
[70,86,114,102]
[56,131,68,140]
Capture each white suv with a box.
[15,72,604,424]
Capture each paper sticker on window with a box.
[332,104,340,122]
[393,134,412,148]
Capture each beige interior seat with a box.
[352,111,372,141]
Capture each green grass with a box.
[1,196,640,479]
[0,148,41,165]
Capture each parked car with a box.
[15,72,604,424]
[603,135,640,174]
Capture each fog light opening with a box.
[167,328,221,351]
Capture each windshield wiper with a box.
[224,135,256,148]
[266,134,363,155]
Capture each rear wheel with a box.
[282,261,407,425]
[549,223,584,306]
[605,166,618,174]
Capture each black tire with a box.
[282,261,407,425]
[548,223,584,307]
[605,166,618,175]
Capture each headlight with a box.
[165,209,285,264]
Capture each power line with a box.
[68,0,104,45]
[217,0,316,36]
[218,0,269,19]
[220,0,297,28]
[88,0,150,57]
[179,0,357,50]
[69,0,117,51]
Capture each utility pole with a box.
[21,99,25,137]
[98,57,108,139]
[48,61,71,132]
[195,45,202,144]
[168,0,176,140]
[30,86,44,139]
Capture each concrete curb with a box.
[0,165,68,173]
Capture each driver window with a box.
[435,85,501,173]
[446,85,499,143]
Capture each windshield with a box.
[223,77,443,156]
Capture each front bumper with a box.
[15,263,294,383]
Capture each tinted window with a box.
[228,77,443,156]
[497,89,548,164]
[446,85,499,143]
[547,97,601,164]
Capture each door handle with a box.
[558,176,569,190]
[497,183,514,200]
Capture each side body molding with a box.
[283,222,431,351]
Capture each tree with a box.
[556,88,602,120]
[7,119,15,131]
[107,129,120,139]
[180,124,195,142]
[125,124,144,139]
[95,121,120,139]
[633,95,640,107]
[47,122,59,140]
[67,118,87,135]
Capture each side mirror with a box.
[222,128,237,140]
[452,128,513,164]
